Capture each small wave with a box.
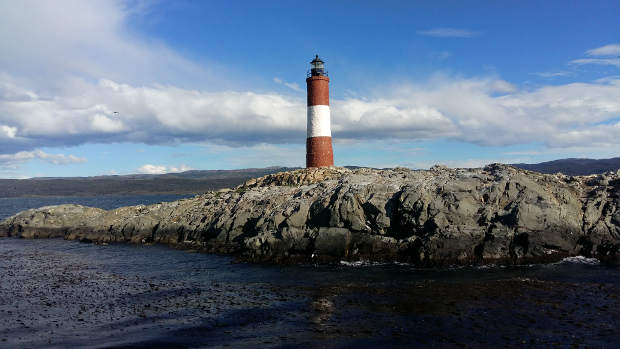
[338,260,415,267]
[473,264,499,270]
[339,260,387,267]
[555,256,600,265]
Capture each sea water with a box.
[0,195,619,347]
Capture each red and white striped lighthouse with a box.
[306,55,334,168]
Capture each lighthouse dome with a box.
[310,55,327,76]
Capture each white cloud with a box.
[273,77,303,92]
[0,75,38,101]
[137,164,194,174]
[571,44,620,68]
[2,75,620,154]
[0,0,221,91]
[0,150,86,167]
[1,125,17,138]
[586,44,620,57]
[0,77,306,152]
[531,71,573,79]
[91,114,126,133]
[489,80,517,93]
[571,58,620,68]
[416,28,480,38]
[332,96,457,140]
[331,76,620,149]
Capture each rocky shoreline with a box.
[1,164,619,265]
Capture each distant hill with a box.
[3,158,620,198]
[0,167,296,198]
[512,157,620,176]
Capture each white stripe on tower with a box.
[307,105,331,138]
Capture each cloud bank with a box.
[2,75,620,154]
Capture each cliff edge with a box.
[2,164,619,265]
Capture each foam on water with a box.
[339,260,388,267]
[339,260,414,267]
[555,255,600,265]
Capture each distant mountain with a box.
[512,157,620,176]
[0,167,296,198]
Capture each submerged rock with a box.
[1,164,619,265]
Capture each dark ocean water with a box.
[1,196,620,348]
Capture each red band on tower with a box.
[306,76,330,106]
[306,136,333,167]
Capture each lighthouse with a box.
[306,55,334,168]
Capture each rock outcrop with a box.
[1,164,619,265]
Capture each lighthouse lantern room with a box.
[309,55,326,76]
[306,55,334,168]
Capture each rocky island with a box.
[1,164,619,265]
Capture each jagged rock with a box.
[1,164,620,265]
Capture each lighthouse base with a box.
[306,136,334,168]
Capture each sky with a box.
[1,0,620,178]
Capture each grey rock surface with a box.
[1,164,619,265]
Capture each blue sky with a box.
[1,0,620,177]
